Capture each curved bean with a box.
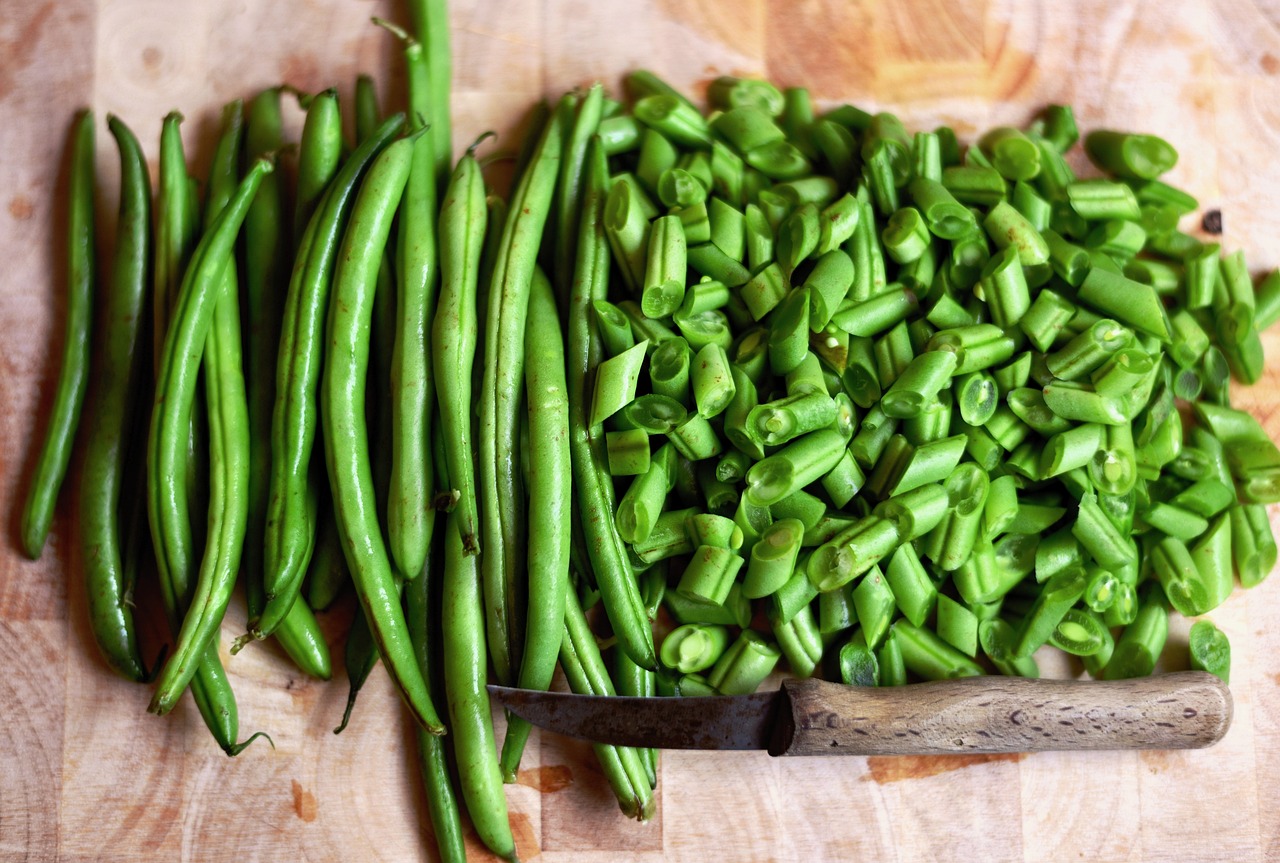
[257,113,406,639]
[23,110,95,559]
[78,114,150,679]
[320,134,444,734]
[477,105,564,684]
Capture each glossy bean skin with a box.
[320,135,445,735]
[442,513,516,861]
[149,103,255,715]
[257,114,406,639]
[499,268,572,777]
[24,111,95,559]
[567,139,658,671]
[78,115,150,680]
[477,107,564,684]
[389,33,438,581]
[238,87,333,679]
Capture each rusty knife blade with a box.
[488,686,782,750]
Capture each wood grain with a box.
[774,673,1232,756]
[4,1,1280,861]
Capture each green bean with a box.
[834,197,871,302]
[806,515,901,592]
[590,299,633,358]
[772,602,823,678]
[373,30,442,583]
[439,516,516,857]
[1254,268,1280,331]
[893,620,984,680]
[979,618,1038,678]
[745,429,848,506]
[403,533,466,863]
[403,0,451,187]
[874,320,914,388]
[24,111,95,559]
[660,624,731,673]
[1084,130,1178,180]
[1013,567,1087,658]
[678,544,746,605]
[712,104,785,153]
[1105,586,1169,679]
[236,91,332,678]
[941,165,1006,207]
[744,518,805,598]
[1232,503,1277,588]
[739,260,788,320]
[642,214,687,317]
[746,390,837,448]
[153,112,197,369]
[590,340,648,426]
[604,176,650,292]
[333,604,382,734]
[433,152,487,552]
[616,443,676,544]
[141,115,261,751]
[885,435,968,499]
[555,85,605,301]
[150,102,255,712]
[560,587,655,820]
[606,429,652,476]
[319,135,444,733]
[262,114,406,632]
[1068,179,1142,221]
[500,270,572,779]
[832,286,919,338]
[935,594,978,657]
[292,89,342,244]
[477,112,567,685]
[881,350,957,418]
[1189,620,1231,683]
[570,140,658,671]
[689,342,735,419]
[78,115,149,679]
[806,249,856,332]
[707,630,783,694]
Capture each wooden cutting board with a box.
[4,1,1280,860]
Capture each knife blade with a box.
[490,671,1232,756]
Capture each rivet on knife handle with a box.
[769,671,1232,756]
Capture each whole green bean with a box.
[145,114,265,754]
[406,500,466,863]
[433,152,487,552]
[389,31,440,581]
[478,108,564,685]
[153,111,197,370]
[78,115,150,679]
[443,515,517,859]
[569,140,657,671]
[320,135,444,734]
[259,113,406,635]
[24,110,95,559]
[556,85,605,301]
[149,104,258,715]
[500,269,572,778]
[405,0,452,188]
[292,88,342,245]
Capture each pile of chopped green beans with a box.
[20,3,1280,858]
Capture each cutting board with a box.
[4,1,1280,860]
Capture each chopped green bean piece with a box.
[1188,619,1230,683]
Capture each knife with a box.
[490,671,1232,756]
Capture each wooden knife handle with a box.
[769,671,1232,756]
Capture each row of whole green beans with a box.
[20,9,1280,863]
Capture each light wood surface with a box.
[5,1,1280,861]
